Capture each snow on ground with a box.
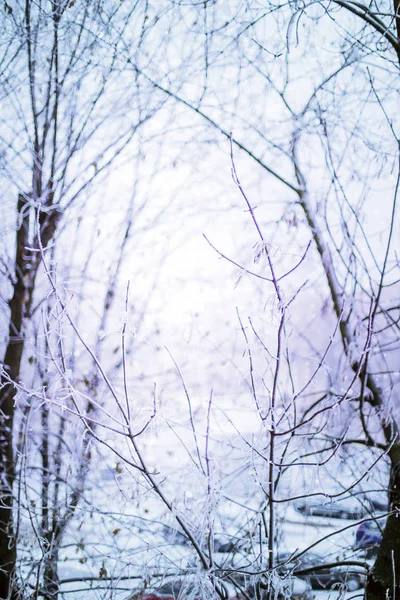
[314,591,364,600]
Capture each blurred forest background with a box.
[0,1,399,599]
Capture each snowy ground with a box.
[313,592,364,600]
[57,503,370,599]
[55,437,375,599]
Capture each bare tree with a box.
[33,145,380,600]
[0,0,174,596]
[112,1,400,597]
[2,1,399,599]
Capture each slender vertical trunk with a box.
[0,194,32,599]
[0,391,17,600]
[0,195,59,598]
[41,403,60,600]
[42,544,59,600]
[0,384,17,600]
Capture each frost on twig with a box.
[253,240,273,264]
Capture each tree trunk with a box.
[0,195,31,599]
[0,195,59,598]
[42,546,60,600]
[366,448,400,600]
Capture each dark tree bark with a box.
[0,193,60,598]
[364,2,400,596]
[0,194,32,599]
[42,546,60,600]
[366,447,400,600]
